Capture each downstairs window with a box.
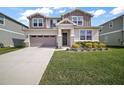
[80,30,92,40]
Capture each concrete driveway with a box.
[0,47,55,85]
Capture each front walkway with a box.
[0,47,55,85]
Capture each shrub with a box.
[75,42,81,45]
[75,41,106,49]
[66,48,70,51]
[92,43,98,48]
[15,42,26,48]
[80,42,86,47]
[75,42,82,47]
[98,43,106,48]
[72,43,80,48]
[85,43,92,48]
[0,43,4,48]
[77,41,98,48]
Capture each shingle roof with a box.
[61,8,93,17]
[27,13,61,19]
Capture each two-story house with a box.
[99,14,124,47]
[24,9,99,48]
[0,12,28,47]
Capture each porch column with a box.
[70,29,74,47]
[57,29,62,48]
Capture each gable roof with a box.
[27,9,93,20]
[61,9,93,17]
[27,12,61,19]
[0,12,28,28]
[27,13,47,19]
[56,18,77,26]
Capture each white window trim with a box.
[79,29,92,41]
[109,21,113,28]
[0,16,5,26]
[72,16,83,26]
[32,18,44,27]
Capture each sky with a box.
[0,7,124,26]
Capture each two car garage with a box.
[30,35,56,47]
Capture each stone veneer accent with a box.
[57,36,62,48]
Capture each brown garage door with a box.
[30,35,56,47]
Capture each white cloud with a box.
[0,0,124,7]
[18,7,53,26]
[69,7,77,10]
[21,7,53,16]
[53,7,76,10]
[89,9,106,17]
[110,7,124,15]
[59,9,66,13]
[18,16,29,26]
[53,7,62,10]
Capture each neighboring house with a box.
[99,14,124,47]
[23,9,99,48]
[0,12,28,47]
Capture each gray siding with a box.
[0,30,25,47]
[0,14,27,47]
[100,31,124,46]
[100,16,123,34]
[100,16,124,46]
[0,14,25,34]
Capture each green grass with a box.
[40,48,124,85]
[0,47,21,55]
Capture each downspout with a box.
[122,16,124,46]
[122,31,124,46]
[99,26,103,42]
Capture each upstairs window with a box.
[77,16,83,25]
[0,16,5,25]
[109,21,113,28]
[39,19,43,26]
[72,16,83,25]
[80,30,92,40]
[32,18,43,27]
[33,19,37,26]
[72,16,77,24]
[50,19,57,27]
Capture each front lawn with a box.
[0,47,21,55]
[40,48,124,85]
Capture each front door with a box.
[62,33,67,46]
